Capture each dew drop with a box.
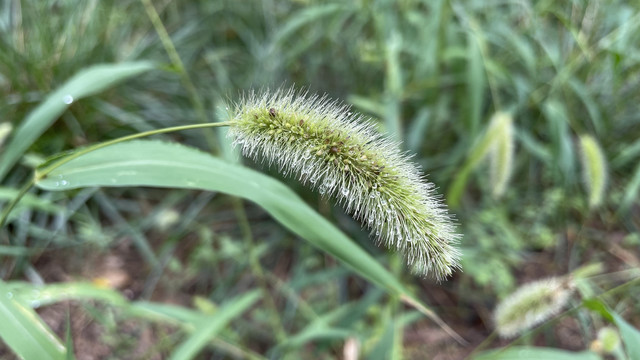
[369,191,379,199]
[375,230,380,236]
[31,300,42,308]
[319,184,328,195]
[321,179,335,194]
[59,180,69,186]
[6,292,13,299]
[63,94,74,104]
[302,149,312,159]
[341,187,349,197]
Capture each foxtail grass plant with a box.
[228,89,461,280]
[493,276,576,338]
[447,110,514,207]
[579,134,607,209]
[488,112,514,199]
[1,88,461,281]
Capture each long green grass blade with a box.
[542,100,575,183]
[0,61,155,181]
[466,29,486,136]
[0,187,63,221]
[584,299,640,359]
[447,113,506,207]
[8,281,128,308]
[621,161,640,213]
[472,347,601,360]
[34,140,406,294]
[5,280,261,359]
[611,311,640,360]
[169,291,260,360]
[0,281,67,360]
[0,245,38,256]
[32,139,462,342]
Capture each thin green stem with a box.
[0,122,233,229]
[139,0,219,152]
[0,178,36,234]
[232,198,288,342]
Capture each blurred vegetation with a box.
[1,0,639,359]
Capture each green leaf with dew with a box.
[0,61,155,181]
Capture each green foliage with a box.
[0,61,155,180]
[472,347,601,360]
[1,0,640,358]
[0,281,67,360]
[33,139,424,302]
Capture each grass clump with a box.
[493,276,575,338]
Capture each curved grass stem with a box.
[0,122,233,229]
[139,0,219,153]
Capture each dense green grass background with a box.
[1,0,639,359]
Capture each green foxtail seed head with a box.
[487,112,514,199]
[593,327,621,354]
[0,122,12,148]
[579,134,607,209]
[228,88,460,280]
[493,276,575,338]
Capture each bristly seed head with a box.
[228,88,461,280]
[493,276,576,338]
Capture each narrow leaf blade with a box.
[0,61,155,180]
[34,140,460,339]
[35,140,407,295]
[0,281,67,360]
[169,291,260,360]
